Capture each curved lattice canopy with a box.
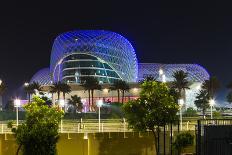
[50,30,138,83]
[30,68,52,85]
[138,63,209,82]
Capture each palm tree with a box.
[68,95,83,113]
[81,76,101,111]
[171,70,190,100]
[24,82,42,102]
[30,82,42,92]
[111,80,122,103]
[60,83,71,100]
[49,89,56,106]
[139,75,156,83]
[0,81,6,110]
[50,81,63,101]
[120,81,130,103]
[202,76,220,99]
[111,80,129,103]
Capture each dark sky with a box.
[0,1,231,103]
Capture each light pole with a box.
[159,68,166,83]
[14,99,21,126]
[178,99,184,131]
[24,82,29,101]
[209,99,215,119]
[59,99,65,133]
[97,100,103,132]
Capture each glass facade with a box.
[61,54,121,84]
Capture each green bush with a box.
[173,132,194,155]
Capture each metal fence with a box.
[196,119,232,155]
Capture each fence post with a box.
[170,123,173,155]
[197,120,201,155]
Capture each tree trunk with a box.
[151,128,159,155]
[203,109,205,119]
[16,144,22,155]
[57,91,60,101]
[28,93,31,103]
[121,90,124,103]
[52,93,55,107]
[117,89,120,103]
[88,90,91,111]
[63,92,65,100]
[91,90,94,111]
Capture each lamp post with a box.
[97,100,103,132]
[59,99,65,133]
[24,82,29,101]
[14,99,21,126]
[178,99,184,131]
[209,99,215,119]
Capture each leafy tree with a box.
[171,70,190,99]
[123,80,179,154]
[202,76,220,99]
[183,107,198,117]
[227,91,232,104]
[172,132,194,155]
[81,76,101,111]
[194,90,210,118]
[111,80,129,103]
[226,82,232,104]
[8,97,63,155]
[68,95,83,113]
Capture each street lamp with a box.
[59,99,65,133]
[14,99,21,126]
[159,69,163,75]
[178,99,184,131]
[209,99,215,119]
[97,100,103,132]
[24,82,29,87]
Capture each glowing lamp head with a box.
[159,69,164,75]
[97,100,103,107]
[24,82,29,87]
[209,99,215,106]
[14,99,21,107]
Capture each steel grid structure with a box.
[30,68,52,85]
[138,63,209,82]
[50,30,138,83]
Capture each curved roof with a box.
[30,68,52,85]
[138,63,209,82]
[50,30,138,82]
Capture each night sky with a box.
[0,1,231,104]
